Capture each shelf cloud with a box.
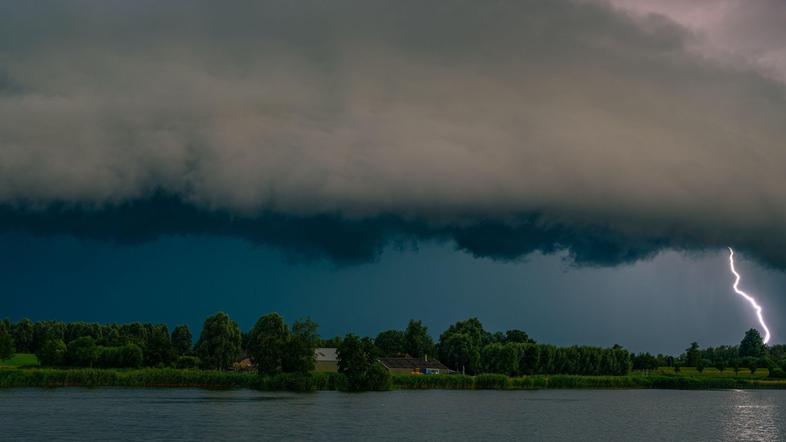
[2,0,785,267]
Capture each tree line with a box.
[1,315,632,381]
[631,328,786,376]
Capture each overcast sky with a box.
[1,0,785,353]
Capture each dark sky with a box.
[3,231,784,355]
[1,0,786,354]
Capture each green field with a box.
[0,354,39,368]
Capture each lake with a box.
[2,388,785,441]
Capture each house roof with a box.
[315,347,338,362]
[378,357,448,370]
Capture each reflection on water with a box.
[2,388,786,441]
[723,390,780,441]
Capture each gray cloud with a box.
[1,0,786,267]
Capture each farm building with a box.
[378,356,449,375]
[314,347,339,372]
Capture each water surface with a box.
[2,388,784,441]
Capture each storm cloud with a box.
[1,0,785,267]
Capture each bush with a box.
[36,339,67,367]
[66,337,99,367]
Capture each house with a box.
[314,347,338,372]
[232,357,256,372]
[378,356,449,375]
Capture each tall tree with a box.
[171,325,193,357]
[439,333,480,374]
[145,324,174,367]
[12,319,34,353]
[375,330,406,356]
[282,318,320,374]
[337,334,389,391]
[438,318,487,373]
[195,312,242,370]
[404,320,435,358]
[248,313,290,374]
[685,342,701,367]
[739,329,765,358]
[0,323,14,360]
[505,329,534,344]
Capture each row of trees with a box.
[631,329,785,375]
[3,315,630,377]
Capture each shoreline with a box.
[2,368,786,391]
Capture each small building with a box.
[232,357,256,372]
[314,347,339,372]
[378,356,449,375]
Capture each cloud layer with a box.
[1,0,785,267]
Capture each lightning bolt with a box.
[728,247,771,344]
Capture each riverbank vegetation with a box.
[2,368,786,391]
[2,314,786,391]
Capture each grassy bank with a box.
[391,373,786,390]
[0,368,345,391]
[0,353,39,368]
[3,368,786,391]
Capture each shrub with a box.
[36,339,67,367]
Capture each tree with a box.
[438,318,487,374]
[375,330,406,356]
[145,324,174,367]
[37,339,67,366]
[685,342,701,367]
[481,343,520,376]
[403,320,434,358]
[739,329,765,358]
[0,323,14,360]
[66,337,99,367]
[12,319,34,353]
[439,333,480,374]
[195,312,242,370]
[171,325,193,357]
[248,313,290,374]
[632,353,658,371]
[118,344,144,368]
[505,329,534,344]
[337,334,389,391]
[282,318,320,374]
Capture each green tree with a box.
[739,329,765,358]
[374,330,406,356]
[481,342,520,376]
[66,336,99,367]
[248,313,290,374]
[439,333,480,374]
[685,342,701,367]
[145,324,174,367]
[282,318,320,374]
[12,319,34,353]
[118,344,144,368]
[505,329,534,344]
[337,334,390,391]
[404,320,435,358]
[36,339,67,366]
[0,323,14,360]
[195,312,242,370]
[171,325,193,357]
